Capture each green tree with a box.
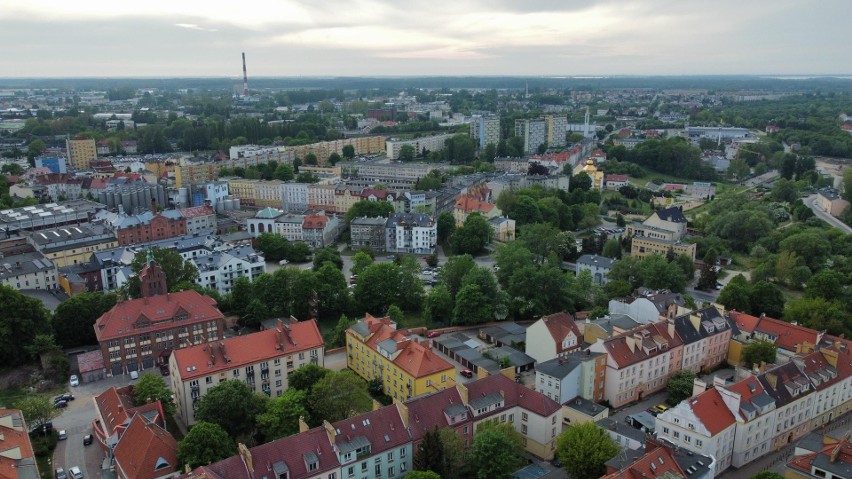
[177,422,236,469]
[451,213,493,255]
[783,297,849,336]
[470,421,525,479]
[571,173,593,192]
[440,255,476,298]
[15,395,60,433]
[228,276,253,317]
[423,285,454,324]
[601,239,622,259]
[399,144,416,162]
[193,380,268,441]
[519,222,560,262]
[313,247,343,271]
[556,422,620,479]
[742,340,778,368]
[806,270,845,301]
[483,143,497,162]
[133,373,176,417]
[327,152,342,165]
[350,251,374,276]
[342,144,355,159]
[453,284,493,325]
[288,363,332,392]
[256,389,310,441]
[274,163,294,181]
[305,152,318,165]
[308,370,372,424]
[717,274,752,312]
[438,426,467,479]
[437,212,456,243]
[325,314,355,348]
[412,428,445,476]
[345,200,395,224]
[355,262,423,314]
[0,285,51,366]
[749,281,785,318]
[128,248,199,298]
[510,196,543,225]
[405,472,441,479]
[666,370,697,405]
[751,472,785,479]
[637,255,687,292]
[27,139,48,159]
[52,291,116,348]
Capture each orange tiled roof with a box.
[688,388,737,436]
[354,314,454,378]
[113,415,178,479]
[454,196,495,215]
[539,312,581,355]
[172,320,323,381]
[302,215,328,229]
[787,433,852,476]
[0,408,37,479]
[602,321,683,368]
[602,444,686,479]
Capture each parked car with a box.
[278,259,290,265]
[55,468,67,479]
[55,393,74,403]
[58,430,67,440]
[54,400,67,409]
[652,404,669,415]
[460,369,474,378]
[83,434,93,446]
[69,375,79,387]
[69,466,83,479]
[646,407,659,417]
[426,331,441,338]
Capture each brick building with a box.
[116,212,187,246]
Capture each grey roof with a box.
[813,451,852,478]
[377,338,398,355]
[337,435,371,454]
[577,254,614,269]
[469,391,504,411]
[352,216,388,226]
[386,212,434,228]
[272,461,289,475]
[351,320,371,338]
[443,404,467,418]
[0,251,55,280]
[563,396,607,417]
[28,224,115,252]
[653,206,687,223]
[590,314,641,335]
[597,417,646,443]
[489,346,535,367]
[536,351,606,380]
[669,442,714,478]
[818,187,843,201]
[303,451,319,465]
[796,432,832,454]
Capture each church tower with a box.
[139,249,168,298]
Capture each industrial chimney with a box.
[242,52,249,97]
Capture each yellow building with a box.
[335,188,362,215]
[254,180,285,208]
[630,236,697,262]
[227,178,259,206]
[575,159,605,190]
[66,137,97,170]
[346,314,456,401]
[29,225,118,267]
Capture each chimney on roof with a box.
[323,420,336,444]
[299,416,309,434]
[765,372,777,390]
[457,383,469,405]
[395,401,409,427]
[238,443,253,472]
[830,443,843,463]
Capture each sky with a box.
[1,0,850,78]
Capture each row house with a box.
[534,350,607,404]
[178,375,562,479]
[786,432,852,479]
[727,312,825,366]
[346,314,456,401]
[385,213,437,255]
[719,375,778,468]
[28,224,118,267]
[170,319,324,427]
[760,361,818,451]
[795,343,852,428]
[589,319,684,408]
[0,250,58,291]
[673,306,731,373]
[307,184,337,212]
[282,182,310,213]
[350,217,387,251]
[656,387,738,474]
[524,312,582,363]
[452,195,500,227]
[94,258,224,376]
[608,288,687,324]
[302,214,341,249]
[334,187,362,215]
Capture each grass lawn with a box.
[728,253,754,271]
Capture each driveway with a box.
[52,373,137,478]
[803,194,852,234]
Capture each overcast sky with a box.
[1,0,849,78]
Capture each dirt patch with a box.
[0,365,40,390]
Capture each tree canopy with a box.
[256,389,310,442]
[128,247,199,298]
[556,423,620,479]
[742,340,778,368]
[0,285,51,367]
[193,380,268,441]
[307,370,372,424]
[133,373,176,417]
[470,421,525,479]
[177,422,237,469]
[52,292,116,348]
[667,370,697,405]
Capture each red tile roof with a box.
[332,404,411,455]
[172,320,323,381]
[602,321,683,368]
[94,290,224,342]
[353,314,455,379]
[178,205,215,218]
[539,312,582,356]
[113,414,178,479]
[605,174,628,182]
[602,444,686,479]
[87,177,110,190]
[0,408,37,479]
[302,215,328,230]
[787,433,852,476]
[729,311,761,333]
[467,373,561,418]
[454,196,496,215]
[404,387,467,441]
[77,349,105,374]
[687,388,736,436]
[755,316,821,352]
[94,386,165,439]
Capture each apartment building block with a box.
[66,136,98,170]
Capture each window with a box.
[205,376,212,384]
[387,451,393,462]
[347,466,354,478]
[552,416,557,425]
[522,412,528,422]
[388,467,394,477]
[362,462,368,473]
[522,424,528,434]
[374,464,381,476]
[400,448,406,458]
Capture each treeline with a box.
[603,137,717,180]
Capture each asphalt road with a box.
[803,194,852,234]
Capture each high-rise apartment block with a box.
[66,136,97,170]
[545,114,568,147]
[514,119,547,154]
[470,115,501,149]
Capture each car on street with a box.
[69,466,83,479]
[55,393,74,403]
[55,468,67,479]
[69,375,79,387]
[83,434,93,446]
[278,259,290,265]
[54,400,67,409]
[426,331,441,338]
[460,369,474,378]
[58,429,67,440]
